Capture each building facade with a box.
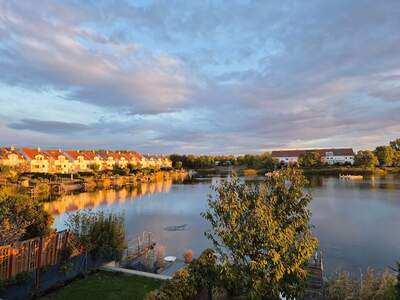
[20,147,50,173]
[272,148,355,165]
[65,150,89,172]
[0,147,26,169]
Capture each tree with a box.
[390,138,400,151]
[393,151,400,167]
[0,187,53,245]
[88,163,100,172]
[375,146,395,167]
[298,151,322,168]
[175,161,183,169]
[202,169,318,299]
[354,150,379,168]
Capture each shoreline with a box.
[191,166,400,177]
[0,170,189,201]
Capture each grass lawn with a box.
[40,271,163,300]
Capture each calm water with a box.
[45,175,400,276]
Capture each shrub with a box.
[183,249,193,264]
[145,249,219,300]
[65,210,127,262]
[324,269,397,300]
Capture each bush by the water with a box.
[65,210,127,261]
[324,269,399,300]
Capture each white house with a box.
[272,148,355,165]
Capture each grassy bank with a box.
[40,271,163,300]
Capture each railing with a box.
[0,230,72,281]
[125,232,154,260]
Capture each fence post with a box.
[8,244,14,280]
[36,236,43,291]
[37,236,43,268]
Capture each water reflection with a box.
[44,178,174,216]
[47,175,400,276]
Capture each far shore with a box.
[191,165,400,177]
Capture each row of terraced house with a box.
[0,146,172,174]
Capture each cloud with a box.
[0,1,194,115]
[8,119,90,134]
[0,0,400,153]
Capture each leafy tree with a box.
[88,163,100,172]
[392,151,400,167]
[0,187,53,245]
[112,165,129,176]
[390,138,400,151]
[375,146,395,166]
[354,150,379,168]
[175,161,183,169]
[298,151,322,168]
[202,169,318,299]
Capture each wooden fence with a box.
[0,230,71,281]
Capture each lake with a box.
[44,174,400,276]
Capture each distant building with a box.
[97,151,116,170]
[45,149,71,174]
[272,148,355,165]
[65,150,90,172]
[0,146,26,169]
[81,150,104,171]
[20,147,50,173]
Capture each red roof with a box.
[21,147,49,160]
[110,152,123,160]
[272,148,354,158]
[45,150,68,160]
[0,147,25,160]
[97,151,113,159]
[80,150,100,160]
[65,150,86,160]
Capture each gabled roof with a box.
[0,147,25,160]
[110,151,123,160]
[45,149,69,160]
[97,151,113,159]
[65,150,85,160]
[80,150,101,160]
[21,147,49,160]
[272,148,354,158]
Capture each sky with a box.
[0,0,399,154]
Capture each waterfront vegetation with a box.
[148,169,318,299]
[170,138,400,177]
[324,268,400,300]
[65,210,127,262]
[0,186,53,245]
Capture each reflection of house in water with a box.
[44,178,175,216]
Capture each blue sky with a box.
[0,0,399,154]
